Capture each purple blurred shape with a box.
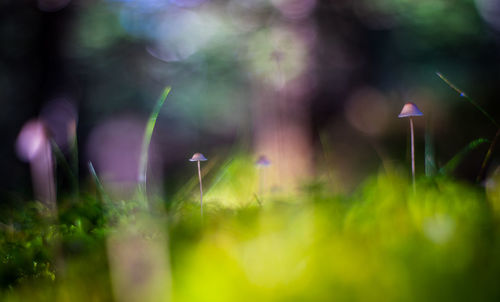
[16,119,49,162]
[86,116,162,196]
[272,0,316,20]
[476,0,500,31]
[40,98,78,150]
[255,155,271,166]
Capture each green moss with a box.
[1,165,500,301]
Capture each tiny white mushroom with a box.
[398,102,423,192]
[189,153,207,217]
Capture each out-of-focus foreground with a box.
[2,164,500,301]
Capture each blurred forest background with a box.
[1,0,500,200]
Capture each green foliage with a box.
[439,138,490,175]
[2,166,500,301]
[138,86,171,187]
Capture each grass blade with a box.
[477,128,500,182]
[88,161,109,204]
[138,86,171,188]
[439,138,489,175]
[70,131,79,200]
[436,72,500,181]
[425,119,437,177]
[436,72,499,128]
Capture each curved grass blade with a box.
[477,128,500,182]
[138,86,171,190]
[50,139,80,203]
[439,138,490,175]
[70,131,79,199]
[50,140,74,180]
[425,120,437,177]
[436,72,499,128]
[436,72,500,181]
[88,161,110,204]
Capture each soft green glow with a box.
[204,155,259,208]
[2,164,500,301]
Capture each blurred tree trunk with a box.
[252,22,316,193]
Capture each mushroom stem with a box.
[189,153,207,217]
[410,118,416,192]
[398,102,422,193]
[197,160,203,218]
[31,141,56,212]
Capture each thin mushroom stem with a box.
[410,118,416,193]
[399,102,422,193]
[197,160,203,218]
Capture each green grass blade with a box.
[436,72,499,128]
[50,139,78,202]
[425,120,437,177]
[88,161,109,203]
[138,86,171,187]
[50,140,73,179]
[318,131,338,190]
[70,132,79,200]
[439,138,490,175]
[477,128,500,182]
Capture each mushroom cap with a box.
[398,102,423,118]
[255,155,271,166]
[16,119,49,162]
[189,152,207,162]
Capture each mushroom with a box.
[255,155,271,167]
[255,155,271,201]
[398,102,423,191]
[189,153,207,217]
[16,119,56,210]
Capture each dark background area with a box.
[2,0,500,198]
